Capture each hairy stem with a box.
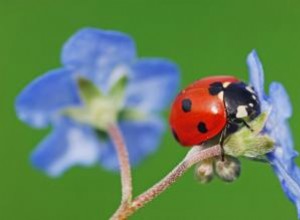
[108,123,133,205]
[110,145,222,219]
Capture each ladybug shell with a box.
[169,76,239,147]
[186,76,239,90]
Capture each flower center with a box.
[62,76,146,131]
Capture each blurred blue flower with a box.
[16,28,180,177]
[247,50,300,217]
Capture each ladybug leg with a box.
[219,125,229,161]
[241,119,254,132]
[232,118,254,132]
[218,117,254,161]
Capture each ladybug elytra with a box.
[169,76,261,147]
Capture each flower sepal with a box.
[62,75,128,131]
[214,156,241,182]
[224,112,274,159]
[194,159,214,184]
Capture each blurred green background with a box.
[1,0,300,219]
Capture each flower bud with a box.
[215,156,241,182]
[194,159,214,184]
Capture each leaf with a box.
[224,112,275,158]
[62,107,110,131]
[76,77,103,105]
[109,74,128,108]
[119,108,147,121]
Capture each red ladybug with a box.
[169,76,261,147]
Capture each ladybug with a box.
[169,76,261,147]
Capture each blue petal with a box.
[15,69,80,128]
[269,158,300,218]
[99,116,165,171]
[266,82,300,211]
[263,72,300,217]
[61,28,136,92]
[269,82,292,118]
[247,50,300,217]
[247,50,269,111]
[247,50,265,98]
[31,118,102,177]
[125,59,180,112]
[267,82,296,171]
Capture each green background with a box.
[1,0,300,219]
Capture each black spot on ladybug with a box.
[172,129,180,142]
[197,122,208,133]
[182,99,192,112]
[208,82,224,95]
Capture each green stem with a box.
[108,123,133,205]
[110,145,222,219]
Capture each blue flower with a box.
[16,28,180,177]
[247,50,300,218]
